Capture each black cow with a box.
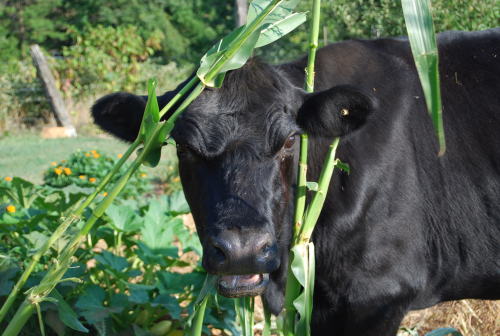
[92,28,500,335]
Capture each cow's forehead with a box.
[172,61,300,158]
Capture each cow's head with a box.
[92,60,374,314]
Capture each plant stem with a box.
[263,306,272,336]
[293,134,308,244]
[305,0,321,93]
[300,138,339,242]
[158,76,199,119]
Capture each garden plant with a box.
[0,0,471,335]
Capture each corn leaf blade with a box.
[255,12,307,48]
[401,0,445,154]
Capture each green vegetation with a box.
[1,0,498,133]
[0,161,238,335]
[0,135,128,183]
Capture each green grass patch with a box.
[0,134,132,183]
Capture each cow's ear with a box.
[92,75,197,142]
[91,92,146,142]
[296,85,375,137]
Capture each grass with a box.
[0,132,177,184]
[0,133,129,183]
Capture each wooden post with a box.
[30,44,76,137]
[235,0,248,27]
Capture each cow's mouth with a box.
[217,273,269,297]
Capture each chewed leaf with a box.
[255,12,307,48]
[334,159,350,174]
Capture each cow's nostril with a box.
[213,245,227,260]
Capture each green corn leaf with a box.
[197,26,260,87]
[247,0,300,24]
[255,12,307,48]
[291,242,315,336]
[139,79,160,140]
[401,0,445,155]
[425,328,462,336]
[198,0,305,87]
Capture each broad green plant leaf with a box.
[425,328,462,336]
[401,0,445,154]
[95,250,129,272]
[105,204,142,232]
[291,242,315,336]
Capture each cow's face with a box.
[91,60,374,314]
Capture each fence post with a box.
[30,44,76,137]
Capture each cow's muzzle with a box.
[202,230,280,297]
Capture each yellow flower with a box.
[4,176,12,182]
[6,205,15,213]
[85,153,91,157]
[102,192,108,197]
[54,168,63,175]
[89,177,97,183]
[93,153,100,159]
[90,150,97,154]
[63,167,72,175]
[61,160,66,163]
[173,177,180,183]
[140,173,147,178]
[50,162,57,166]
[79,175,86,180]
[117,153,123,159]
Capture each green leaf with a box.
[75,285,121,325]
[105,204,142,232]
[401,0,445,154]
[95,250,129,272]
[425,328,462,336]
[291,242,315,336]
[140,78,160,140]
[334,160,350,174]
[0,266,19,296]
[164,191,190,215]
[247,0,300,24]
[51,290,89,333]
[25,231,49,252]
[152,294,182,320]
[255,12,307,48]
[305,181,318,191]
[197,26,260,87]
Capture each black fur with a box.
[92,28,500,335]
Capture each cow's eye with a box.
[283,135,296,149]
